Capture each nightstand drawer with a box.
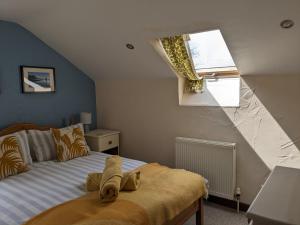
[85,133,119,152]
[99,135,119,151]
[85,129,120,153]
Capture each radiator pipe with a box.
[235,187,241,213]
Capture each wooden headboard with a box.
[0,123,54,137]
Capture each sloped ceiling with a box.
[0,0,299,80]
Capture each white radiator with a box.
[175,137,237,200]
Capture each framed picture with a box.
[20,66,56,93]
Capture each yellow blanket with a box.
[23,163,207,225]
[99,156,123,202]
[87,171,141,192]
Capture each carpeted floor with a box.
[184,202,248,225]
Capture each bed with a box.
[0,123,205,225]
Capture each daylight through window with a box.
[187,29,238,75]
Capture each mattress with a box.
[0,152,145,225]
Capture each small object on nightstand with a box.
[85,129,120,155]
[80,112,92,133]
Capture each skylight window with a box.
[187,30,237,74]
[182,29,240,107]
[157,29,240,107]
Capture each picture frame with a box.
[20,66,56,93]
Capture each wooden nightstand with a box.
[85,129,120,155]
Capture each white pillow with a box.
[28,130,56,162]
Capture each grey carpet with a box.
[184,202,248,225]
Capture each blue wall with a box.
[0,21,97,129]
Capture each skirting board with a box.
[206,195,250,212]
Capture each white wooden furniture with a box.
[247,166,300,225]
[85,129,120,155]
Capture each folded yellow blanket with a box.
[23,163,207,225]
[86,170,141,192]
[99,156,123,202]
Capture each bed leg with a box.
[196,198,204,225]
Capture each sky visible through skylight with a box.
[188,30,236,72]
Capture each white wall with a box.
[96,75,300,204]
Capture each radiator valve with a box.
[235,187,241,198]
[235,187,241,213]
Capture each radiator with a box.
[175,137,237,200]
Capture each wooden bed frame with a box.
[0,123,204,225]
[0,123,52,136]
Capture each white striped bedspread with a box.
[0,152,145,225]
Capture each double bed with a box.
[0,123,205,225]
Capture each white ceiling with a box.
[0,0,299,80]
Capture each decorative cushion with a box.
[69,123,85,134]
[51,124,89,162]
[28,130,56,162]
[2,131,32,165]
[0,135,28,180]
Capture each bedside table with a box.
[85,129,120,155]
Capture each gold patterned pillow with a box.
[51,126,89,162]
[0,136,28,180]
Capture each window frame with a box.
[198,67,239,78]
[184,32,239,78]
